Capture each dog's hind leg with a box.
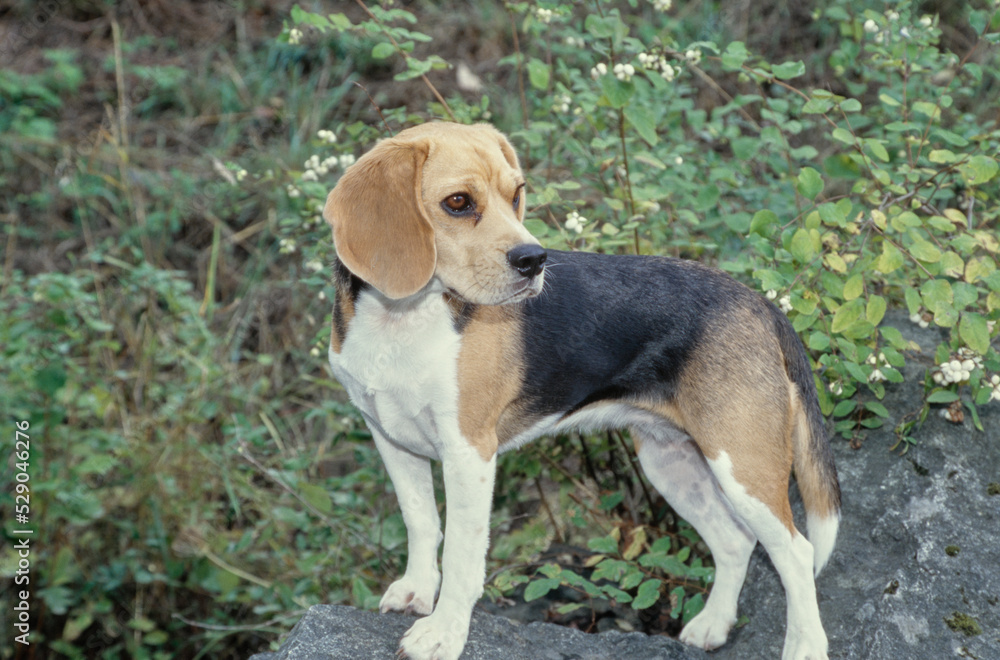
[634,427,757,651]
[704,448,827,660]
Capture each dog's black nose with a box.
[507,244,547,278]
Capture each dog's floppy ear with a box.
[323,136,435,299]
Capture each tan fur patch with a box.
[329,286,356,355]
[789,383,837,518]
[639,303,798,531]
[455,305,525,460]
[330,321,340,355]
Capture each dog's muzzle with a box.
[507,244,547,279]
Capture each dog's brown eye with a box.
[513,191,521,210]
[443,194,472,214]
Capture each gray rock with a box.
[249,604,694,660]
[253,312,1000,659]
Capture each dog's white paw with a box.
[781,627,829,660]
[678,606,734,650]
[380,573,440,616]
[397,613,469,660]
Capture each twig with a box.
[534,477,564,543]
[235,428,380,554]
[509,9,529,126]
[352,0,455,121]
[172,610,307,632]
[353,81,394,136]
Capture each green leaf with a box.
[600,76,634,109]
[371,42,396,59]
[721,42,749,69]
[524,577,562,602]
[772,60,805,79]
[129,616,157,633]
[526,58,550,90]
[601,585,633,603]
[840,98,862,112]
[394,58,433,81]
[299,483,332,515]
[912,101,941,120]
[588,535,619,554]
[750,209,779,236]
[958,155,999,186]
[841,319,875,339]
[796,167,824,200]
[926,390,960,404]
[824,154,860,178]
[585,14,619,39]
[624,105,658,146]
[864,139,889,162]
[865,401,890,418]
[793,312,819,332]
[909,239,941,264]
[959,313,990,355]
[34,366,67,396]
[825,253,847,273]
[941,252,965,279]
[63,612,94,642]
[808,332,830,351]
[876,242,904,274]
[879,92,901,107]
[859,417,885,429]
[693,184,720,212]
[556,602,587,615]
[754,269,785,292]
[843,274,864,301]
[599,492,624,511]
[934,305,959,328]
[831,299,864,333]
[929,149,959,164]
[867,295,887,325]
[931,128,969,147]
[880,326,906,349]
[891,211,921,230]
[833,400,856,417]
[620,568,646,590]
[802,97,833,114]
[731,136,759,160]
[790,228,816,263]
[843,360,867,384]
[682,593,706,624]
[921,279,953,313]
[831,127,855,144]
[328,13,352,30]
[964,256,996,284]
[632,579,662,610]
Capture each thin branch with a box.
[352,0,455,121]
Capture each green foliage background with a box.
[1,0,998,657]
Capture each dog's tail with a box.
[774,309,841,577]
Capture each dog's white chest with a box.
[329,290,461,458]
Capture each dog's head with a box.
[323,122,546,304]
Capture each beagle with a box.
[322,122,840,660]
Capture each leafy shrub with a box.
[282,0,1000,627]
[1,1,998,656]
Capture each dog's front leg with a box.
[399,441,496,660]
[372,431,442,616]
